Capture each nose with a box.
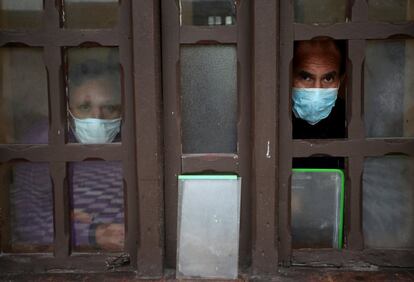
[90,107,103,119]
[313,80,322,88]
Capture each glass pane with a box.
[181,45,237,153]
[177,175,241,279]
[368,0,414,22]
[1,163,53,252]
[70,161,124,252]
[180,0,236,26]
[64,0,119,29]
[67,47,121,144]
[0,48,48,144]
[365,39,414,138]
[0,0,43,29]
[294,0,346,24]
[363,156,414,249]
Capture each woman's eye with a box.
[78,104,90,111]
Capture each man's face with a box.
[69,78,121,119]
[293,41,341,89]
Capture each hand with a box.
[73,209,93,224]
[95,223,124,251]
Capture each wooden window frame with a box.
[277,0,414,269]
[0,0,163,276]
[161,0,252,269]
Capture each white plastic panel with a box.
[177,175,241,279]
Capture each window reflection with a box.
[368,0,414,22]
[67,47,121,144]
[64,0,119,29]
[0,0,43,29]
[1,163,54,253]
[180,0,236,26]
[0,47,48,144]
[365,39,414,138]
[363,156,414,249]
[70,161,124,252]
[294,0,346,24]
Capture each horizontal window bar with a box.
[294,22,414,40]
[180,25,237,44]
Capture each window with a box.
[0,0,163,274]
[278,0,414,267]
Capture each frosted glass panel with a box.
[64,0,119,29]
[294,0,346,24]
[70,161,124,252]
[1,163,53,252]
[291,169,344,249]
[368,0,414,22]
[365,40,414,138]
[177,175,241,279]
[0,48,48,144]
[0,0,43,29]
[180,0,236,26]
[363,156,414,249]
[181,45,237,153]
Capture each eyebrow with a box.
[322,71,338,78]
[297,70,314,79]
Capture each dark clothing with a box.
[292,98,346,169]
[292,98,346,139]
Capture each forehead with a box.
[70,78,118,101]
[294,41,341,72]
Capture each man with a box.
[292,38,346,139]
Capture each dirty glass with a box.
[181,45,237,153]
[67,47,122,144]
[0,163,53,253]
[64,0,119,29]
[363,156,414,249]
[177,175,241,279]
[294,0,346,24]
[180,0,236,26]
[291,169,344,249]
[0,48,48,144]
[368,0,414,22]
[365,39,414,138]
[0,0,43,29]
[70,161,124,252]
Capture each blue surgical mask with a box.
[292,87,339,125]
[69,112,121,144]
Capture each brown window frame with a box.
[0,0,413,278]
[161,0,252,269]
[277,0,414,268]
[0,0,164,276]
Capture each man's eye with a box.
[300,74,311,81]
[323,75,335,83]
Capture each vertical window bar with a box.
[346,0,368,250]
[279,0,295,265]
[44,0,69,258]
[118,0,137,264]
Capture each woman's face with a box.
[69,78,121,120]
